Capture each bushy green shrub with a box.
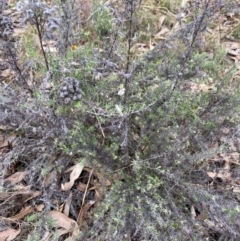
[1,0,240,240]
[52,1,240,240]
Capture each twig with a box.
[81,168,94,207]
[77,168,94,225]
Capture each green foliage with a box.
[231,25,240,40]
[26,213,39,223]
[93,2,113,38]
[58,26,240,237]
[5,0,240,240]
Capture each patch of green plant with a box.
[26,213,40,223]
[93,2,113,38]
[231,25,240,40]
[52,1,240,240]
[155,0,183,12]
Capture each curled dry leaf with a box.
[0,228,21,241]
[4,171,29,185]
[61,163,84,191]
[6,206,33,221]
[48,211,79,237]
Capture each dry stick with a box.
[93,109,105,139]
[34,16,49,71]
[4,42,33,95]
[77,168,94,224]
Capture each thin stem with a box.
[35,16,49,71]
[5,41,33,95]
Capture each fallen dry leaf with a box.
[222,156,231,170]
[158,15,166,30]
[43,169,57,187]
[12,184,31,191]
[229,141,237,152]
[94,185,103,207]
[4,171,29,185]
[48,211,79,237]
[77,200,95,225]
[35,204,45,212]
[0,228,21,241]
[155,27,170,39]
[149,39,157,50]
[0,69,12,78]
[191,205,196,219]
[63,192,73,217]
[57,229,69,236]
[64,237,75,241]
[0,190,41,205]
[23,191,42,203]
[7,206,33,221]
[207,170,231,181]
[61,163,84,191]
[77,182,88,192]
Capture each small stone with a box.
[67,85,74,93]
[59,91,65,98]
[64,97,71,104]
[45,83,52,90]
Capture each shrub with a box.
[1,0,240,240]
[64,0,240,240]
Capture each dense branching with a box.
[1,0,240,240]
